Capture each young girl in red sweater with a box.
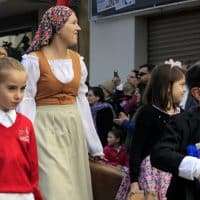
[103,128,128,167]
[0,57,42,200]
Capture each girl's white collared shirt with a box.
[0,109,16,127]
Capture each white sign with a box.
[97,0,115,13]
[114,0,135,10]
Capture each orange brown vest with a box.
[35,50,81,106]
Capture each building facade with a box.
[89,0,200,85]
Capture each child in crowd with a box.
[116,64,186,200]
[0,57,42,200]
[128,64,186,200]
[104,128,128,167]
[151,62,200,200]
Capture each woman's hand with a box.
[130,182,140,193]
[127,182,143,199]
[89,154,105,162]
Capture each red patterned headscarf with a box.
[27,6,73,53]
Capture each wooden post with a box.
[78,0,90,75]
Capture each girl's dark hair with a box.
[143,64,185,111]
[109,127,123,144]
[89,86,105,102]
[186,61,200,89]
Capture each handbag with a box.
[89,160,123,200]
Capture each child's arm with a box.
[103,146,110,161]
[28,124,43,200]
[151,115,200,181]
[151,119,184,174]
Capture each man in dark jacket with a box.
[151,62,200,200]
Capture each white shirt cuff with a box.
[178,156,200,180]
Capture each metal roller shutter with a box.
[148,10,200,65]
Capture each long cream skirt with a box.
[34,104,93,200]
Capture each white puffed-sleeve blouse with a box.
[17,54,103,156]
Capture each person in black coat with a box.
[151,62,200,200]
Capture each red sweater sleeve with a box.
[103,146,111,160]
[29,124,43,200]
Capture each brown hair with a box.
[0,57,25,82]
[143,64,185,111]
[109,127,123,144]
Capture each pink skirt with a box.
[115,156,171,200]
[139,156,171,200]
